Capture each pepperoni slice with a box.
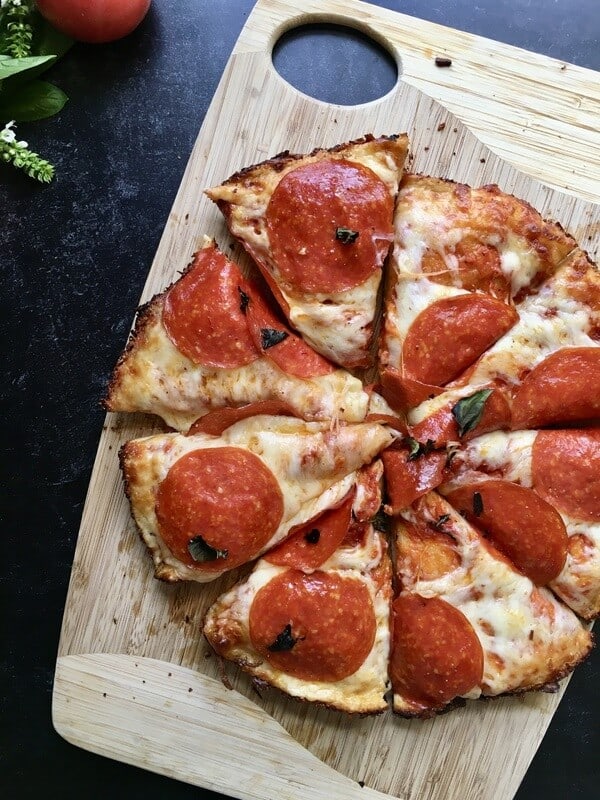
[444,479,568,585]
[403,294,518,386]
[379,367,443,412]
[245,285,334,378]
[390,594,483,709]
[511,348,600,430]
[410,388,511,447]
[155,447,284,572]
[532,429,600,522]
[162,246,259,369]
[266,159,394,293]
[249,570,376,682]
[187,400,299,437]
[421,237,509,301]
[265,491,354,569]
[382,448,446,513]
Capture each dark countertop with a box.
[2,1,599,798]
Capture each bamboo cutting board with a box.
[52,2,600,799]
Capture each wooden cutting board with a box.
[52,2,600,799]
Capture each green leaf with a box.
[0,79,67,121]
[0,13,74,90]
[0,54,53,80]
[451,388,493,437]
[33,15,74,59]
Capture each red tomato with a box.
[36,0,152,44]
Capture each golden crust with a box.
[396,173,577,278]
[203,531,392,715]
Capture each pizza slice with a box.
[396,247,600,442]
[120,414,395,583]
[206,134,409,369]
[104,239,381,432]
[203,462,392,713]
[379,175,579,410]
[439,428,600,620]
[389,492,592,718]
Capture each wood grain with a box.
[53,1,599,799]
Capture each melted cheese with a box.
[394,493,591,705]
[121,416,395,583]
[203,525,391,713]
[106,298,373,431]
[206,136,408,367]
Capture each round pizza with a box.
[107,133,598,718]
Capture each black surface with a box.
[2,1,599,799]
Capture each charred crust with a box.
[393,629,594,719]
[400,172,579,257]
[210,134,405,189]
[202,640,388,715]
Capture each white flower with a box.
[1,0,23,7]
[0,120,17,144]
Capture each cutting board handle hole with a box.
[272,23,398,106]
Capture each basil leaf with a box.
[267,623,300,652]
[372,507,390,533]
[34,15,74,59]
[1,13,74,91]
[260,328,288,349]
[0,55,54,80]
[187,535,228,563]
[406,436,436,461]
[0,80,67,121]
[405,436,421,460]
[304,528,320,544]
[238,286,250,314]
[451,388,493,437]
[335,226,359,244]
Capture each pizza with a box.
[106,133,599,718]
[206,134,408,369]
[120,414,394,582]
[203,462,392,714]
[438,428,600,620]
[104,238,395,432]
[390,492,592,717]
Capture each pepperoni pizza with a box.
[206,134,408,369]
[105,238,389,432]
[203,463,392,713]
[107,132,599,719]
[120,414,394,582]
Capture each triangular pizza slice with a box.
[206,134,409,369]
[378,175,599,416]
[120,414,395,583]
[105,239,384,432]
[379,174,577,409]
[393,247,600,445]
[203,461,392,713]
[389,492,592,718]
[439,428,600,620]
